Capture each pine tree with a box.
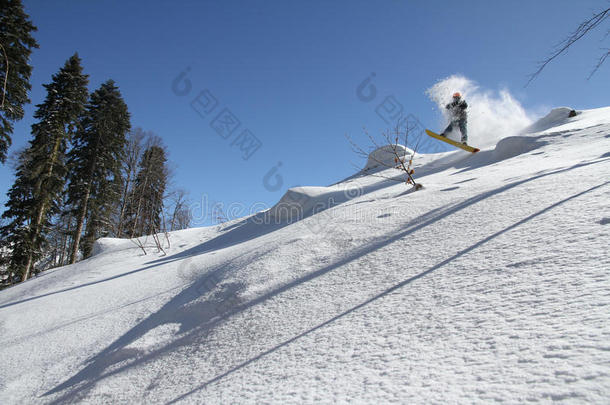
[66,80,130,263]
[0,0,39,163]
[0,54,88,282]
[0,149,33,286]
[124,141,168,238]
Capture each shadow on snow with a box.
[42,157,609,403]
[1,130,582,311]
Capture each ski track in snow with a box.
[1,107,610,404]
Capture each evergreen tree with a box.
[124,142,168,238]
[79,169,123,259]
[0,54,88,282]
[46,194,72,268]
[0,0,39,163]
[0,149,32,286]
[66,80,130,263]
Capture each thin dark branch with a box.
[344,132,369,160]
[347,120,422,189]
[588,48,610,79]
[527,7,610,86]
[130,235,148,255]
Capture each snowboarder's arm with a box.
[460,101,468,109]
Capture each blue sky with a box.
[3,0,609,226]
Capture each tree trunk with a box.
[22,255,33,282]
[69,182,91,264]
[117,176,131,237]
[130,168,151,239]
[59,214,71,266]
[22,133,63,281]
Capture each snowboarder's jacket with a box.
[446,98,468,121]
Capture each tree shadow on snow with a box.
[0,214,290,310]
[0,131,580,312]
[42,159,609,403]
[168,181,609,404]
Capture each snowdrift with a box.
[523,106,577,133]
[268,145,413,222]
[492,106,610,161]
[268,184,361,222]
[90,237,135,257]
[362,144,413,172]
[492,136,548,161]
[1,107,610,404]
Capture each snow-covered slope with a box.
[1,107,610,404]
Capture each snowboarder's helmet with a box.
[453,92,461,98]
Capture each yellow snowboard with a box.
[425,129,480,153]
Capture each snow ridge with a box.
[1,107,610,404]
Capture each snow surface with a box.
[362,144,413,172]
[523,107,576,134]
[1,107,610,404]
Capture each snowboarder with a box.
[440,92,468,144]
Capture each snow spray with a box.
[426,75,533,147]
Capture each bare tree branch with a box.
[130,235,148,255]
[527,7,610,86]
[588,48,610,79]
[346,119,422,190]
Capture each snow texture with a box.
[524,107,577,133]
[363,144,413,172]
[1,107,610,404]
